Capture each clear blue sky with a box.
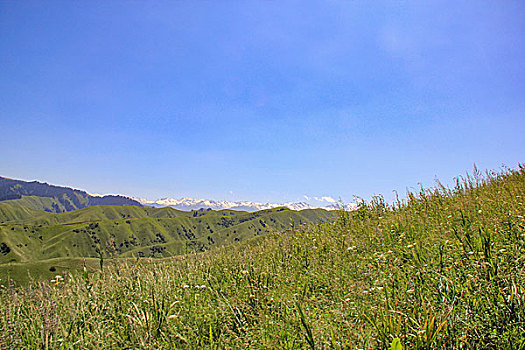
[1,1,524,204]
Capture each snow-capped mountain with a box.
[132,197,344,212]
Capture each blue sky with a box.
[1,1,524,204]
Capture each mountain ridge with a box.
[0,175,355,213]
[0,176,142,213]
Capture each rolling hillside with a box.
[0,203,336,268]
[0,176,337,282]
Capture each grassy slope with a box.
[0,202,48,223]
[1,166,524,349]
[1,195,69,213]
[2,195,147,215]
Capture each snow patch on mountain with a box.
[132,197,355,212]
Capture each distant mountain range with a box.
[133,197,340,212]
[0,175,352,213]
[0,176,141,213]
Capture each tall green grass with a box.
[1,165,524,349]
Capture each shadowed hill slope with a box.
[0,176,141,213]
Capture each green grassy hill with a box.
[2,195,86,213]
[0,202,48,223]
[1,166,524,349]
[0,204,335,274]
[1,203,249,226]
